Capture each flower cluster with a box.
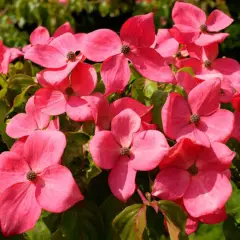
[0,1,240,237]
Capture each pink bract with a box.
[34,62,97,122]
[83,93,156,132]
[0,130,83,236]
[162,78,234,147]
[81,13,175,94]
[171,2,233,46]
[152,138,234,218]
[0,41,23,74]
[178,43,239,101]
[22,22,74,53]
[154,29,180,64]
[24,32,85,84]
[6,96,59,139]
[89,109,169,201]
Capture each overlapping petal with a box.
[183,171,232,218]
[111,109,141,147]
[0,182,41,236]
[36,165,83,212]
[129,130,169,171]
[128,48,175,83]
[24,130,66,172]
[90,130,121,169]
[152,168,191,200]
[101,54,130,95]
[108,158,137,202]
[81,29,122,62]
[120,13,155,48]
[162,92,191,140]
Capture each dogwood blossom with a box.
[0,130,83,236]
[89,109,169,201]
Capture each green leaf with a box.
[131,77,146,104]
[60,200,104,239]
[7,84,36,115]
[143,80,158,99]
[24,60,34,76]
[0,100,14,149]
[25,219,51,240]
[177,67,195,77]
[0,233,25,240]
[113,204,147,240]
[8,74,35,91]
[100,195,126,240]
[189,222,225,240]
[159,83,186,97]
[151,90,168,130]
[158,200,188,240]
[42,213,60,234]
[62,132,89,165]
[226,181,240,223]
[0,100,8,133]
[83,155,102,185]
[0,75,8,99]
[189,216,240,240]
[143,206,168,240]
[51,229,65,240]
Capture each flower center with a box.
[220,89,225,95]
[67,51,76,61]
[175,51,182,58]
[204,60,212,68]
[120,147,130,156]
[26,170,37,181]
[121,45,130,54]
[190,114,200,124]
[65,87,74,95]
[200,24,207,33]
[187,164,198,176]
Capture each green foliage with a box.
[158,201,188,240]
[60,200,105,239]
[0,1,240,239]
[25,219,51,240]
[113,204,147,240]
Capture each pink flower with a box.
[81,13,174,94]
[177,43,238,103]
[176,70,234,103]
[185,205,227,234]
[172,199,227,235]
[171,2,233,46]
[23,22,74,53]
[152,138,234,218]
[232,93,240,112]
[0,41,23,74]
[162,78,234,147]
[34,62,97,122]
[154,29,180,64]
[231,112,240,141]
[6,96,59,139]
[83,94,156,132]
[179,43,240,83]
[24,32,85,84]
[0,130,83,236]
[89,109,169,201]
[58,0,68,4]
[176,71,199,95]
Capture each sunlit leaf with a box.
[113,204,147,240]
[158,200,188,240]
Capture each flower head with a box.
[0,130,83,236]
[89,109,169,201]
[152,138,235,218]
